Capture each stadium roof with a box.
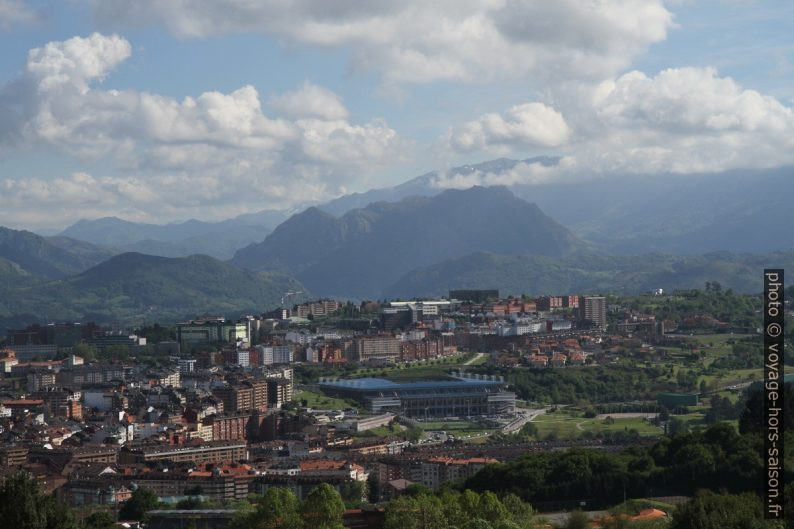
[319,377,503,391]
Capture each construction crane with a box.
[281,290,303,306]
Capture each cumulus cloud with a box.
[448,102,570,155]
[431,157,576,189]
[580,67,794,173]
[0,0,37,29]
[270,82,349,121]
[87,0,673,83]
[443,67,794,181]
[26,32,131,91]
[0,33,411,226]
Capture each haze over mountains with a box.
[58,209,292,260]
[0,227,115,279]
[323,158,794,254]
[232,186,585,298]
[385,251,794,300]
[1,157,793,325]
[0,252,304,328]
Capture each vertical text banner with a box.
[763,269,784,519]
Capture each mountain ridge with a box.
[232,186,585,298]
[0,252,306,327]
[0,226,116,278]
[385,250,794,298]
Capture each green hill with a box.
[385,251,794,297]
[0,226,115,278]
[1,252,306,326]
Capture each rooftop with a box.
[319,376,505,392]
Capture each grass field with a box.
[294,389,362,411]
[354,424,405,438]
[416,419,497,437]
[530,411,664,439]
[347,352,483,382]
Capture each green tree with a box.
[300,483,346,529]
[384,494,447,529]
[459,489,481,518]
[478,492,508,522]
[564,511,589,529]
[81,511,115,529]
[406,427,423,443]
[339,482,365,507]
[501,493,534,529]
[0,471,76,529]
[118,487,159,522]
[463,519,492,529]
[72,342,97,363]
[671,491,765,529]
[439,491,467,529]
[231,487,301,529]
[367,473,381,503]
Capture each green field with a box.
[529,412,664,439]
[416,419,497,437]
[354,423,405,438]
[294,389,362,410]
[348,352,483,381]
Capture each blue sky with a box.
[1,0,793,229]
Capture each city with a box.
[0,287,790,528]
[1,1,793,528]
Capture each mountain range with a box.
[384,250,794,299]
[0,252,304,328]
[231,186,585,298]
[1,157,793,325]
[0,227,115,278]
[57,209,293,260]
[323,159,794,255]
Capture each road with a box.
[502,407,547,433]
[462,352,485,365]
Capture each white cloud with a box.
[580,67,794,173]
[26,32,131,91]
[88,0,673,84]
[448,102,570,155]
[442,66,794,180]
[0,33,411,227]
[270,82,349,121]
[0,0,37,29]
[431,157,576,189]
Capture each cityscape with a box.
[0,2,792,529]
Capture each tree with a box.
[384,494,447,529]
[72,342,97,363]
[439,491,467,529]
[671,491,765,529]
[300,483,346,529]
[478,492,508,522]
[501,493,534,528]
[459,489,481,518]
[406,427,423,443]
[564,511,589,529]
[81,511,115,529]
[0,471,76,529]
[231,487,301,529]
[367,473,381,503]
[118,487,159,521]
[463,519,492,529]
[340,481,365,507]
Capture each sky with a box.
[0,0,793,230]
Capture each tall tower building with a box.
[580,296,607,329]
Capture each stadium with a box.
[318,375,516,419]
